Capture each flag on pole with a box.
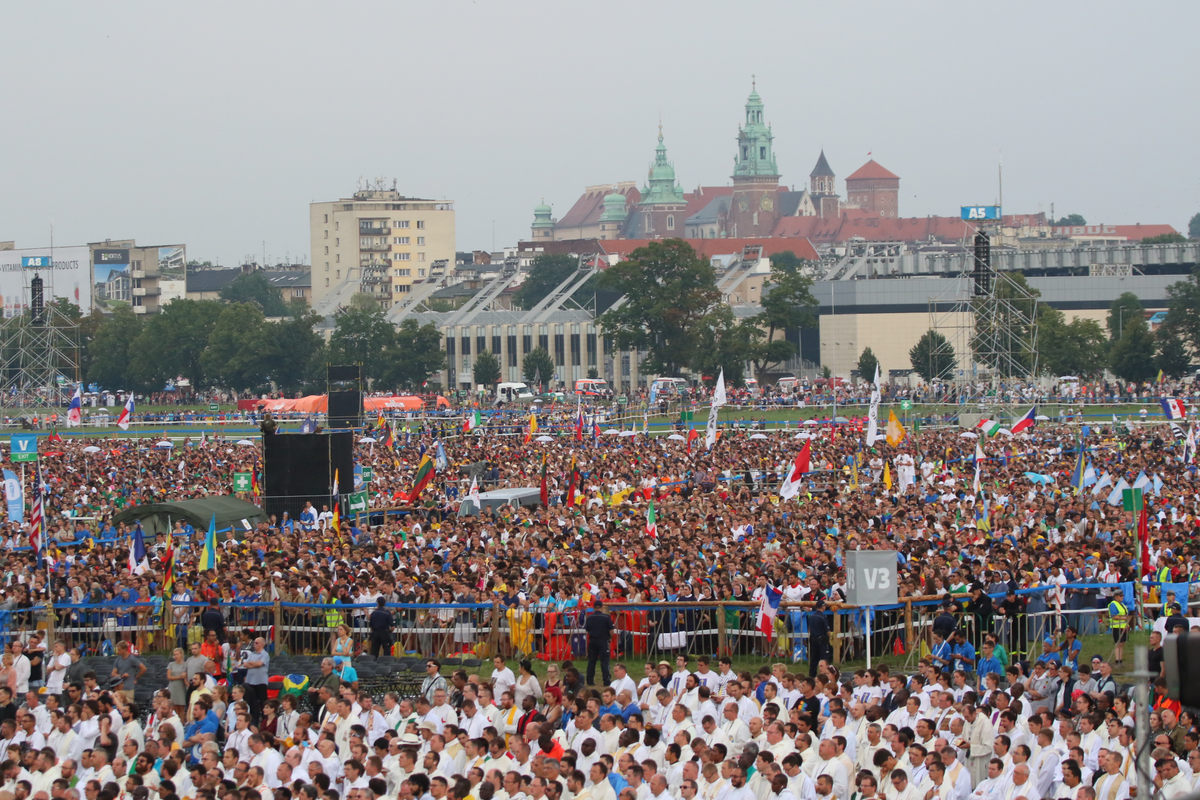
[975,419,1003,436]
[575,401,584,442]
[525,412,538,443]
[197,515,219,571]
[1138,502,1151,578]
[884,461,893,490]
[1071,445,1087,495]
[465,410,481,432]
[116,395,135,431]
[757,587,782,642]
[66,386,83,427]
[332,468,340,507]
[885,409,906,446]
[1161,398,1186,420]
[128,525,149,574]
[1010,406,1037,434]
[687,427,699,454]
[162,535,176,599]
[467,476,480,507]
[566,456,578,507]
[1187,426,1196,464]
[645,500,657,538]
[973,442,984,495]
[779,440,811,500]
[705,368,726,451]
[1158,368,1165,383]
[404,456,436,504]
[865,364,882,445]
[29,476,44,569]
[539,454,549,505]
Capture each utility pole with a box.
[1133,645,1151,800]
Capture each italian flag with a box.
[464,410,481,432]
[976,419,1002,436]
[645,500,657,538]
[405,455,436,503]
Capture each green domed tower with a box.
[630,124,688,238]
[729,78,782,238]
[530,200,554,239]
[598,191,627,239]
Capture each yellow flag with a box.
[886,409,906,446]
[884,462,893,490]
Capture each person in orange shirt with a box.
[200,629,225,677]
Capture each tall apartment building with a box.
[310,188,455,311]
[90,240,187,314]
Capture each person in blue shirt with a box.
[334,656,359,687]
[597,687,622,719]
[930,632,954,672]
[974,641,1004,688]
[181,701,220,764]
[950,630,977,674]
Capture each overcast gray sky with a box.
[3,2,1197,265]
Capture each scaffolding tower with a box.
[927,227,1039,402]
[0,264,81,412]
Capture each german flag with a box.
[383,422,395,449]
[406,455,436,504]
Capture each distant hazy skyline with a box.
[2,2,1197,266]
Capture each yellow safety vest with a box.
[325,602,344,628]
[1108,601,1128,628]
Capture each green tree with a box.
[87,307,144,389]
[329,304,396,385]
[1189,213,1200,239]
[219,272,289,316]
[266,310,324,394]
[1051,214,1086,226]
[691,312,754,388]
[1108,315,1157,382]
[748,264,817,379]
[586,367,599,379]
[856,347,880,382]
[767,250,809,274]
[348,292,382,311]
[201,303,271,392]
[596,240,722,376]
[127,300,222,391]
[1036,307,1107,376]
[380,319,447,390]
[1142,232,1187,245]
[1155,321,1191,379]
[513,254,579,310]
[1106,292,1144,341]
[48,298,83,324]
[1165,266,1200,357]
[76,310,105,387]
[910,329,956,382]
[470,349,501,387]
[522,347,554,387]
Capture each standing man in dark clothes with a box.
[806,599,832,677]
[584,602,615,686]
[368,597,394,657]
[200,599,226,643]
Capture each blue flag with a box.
[2,470,22,525]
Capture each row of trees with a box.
[84,297,446,395]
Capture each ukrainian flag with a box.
[198,514,220,571]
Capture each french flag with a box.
[66,386,83,427]
[116,395,135,431]
[1011,406,1037,434]
[1162,398,1187,420]
[758,587,782,641]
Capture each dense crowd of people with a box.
[0,399,1195,800]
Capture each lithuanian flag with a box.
[406,455,436,504]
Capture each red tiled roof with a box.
[772,214,977,244]
[845,159,899,181]
[556,185,641,229]
[1050,223,1178,241]
[594,237,819,262]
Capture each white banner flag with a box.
[865,364,881,445]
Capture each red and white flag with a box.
[116,395,135,431]
[780,440,811,500]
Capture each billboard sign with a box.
[961,206,1002,221]
[845,551,898,606]
[92,249,130,284]
[9,434,38,463]
[0,247,91,317]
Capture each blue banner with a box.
[2,470,22,524]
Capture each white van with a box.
[776,376,799,393]
[496,382,534,404]
[574,378,609,396]
[745,378,760,396]
[650,377,689,396]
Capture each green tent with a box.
[110,496,267,539]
